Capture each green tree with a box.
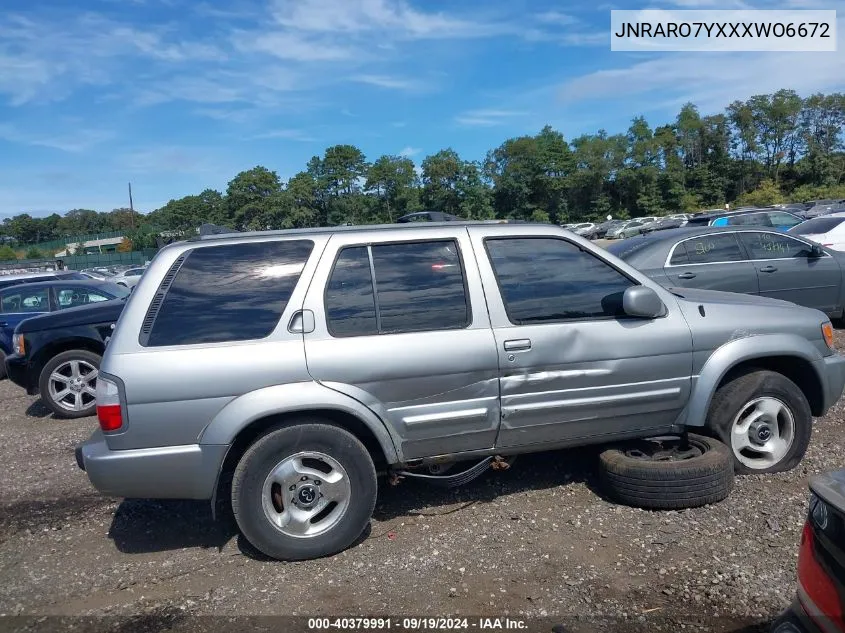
[227,166,283,229]
[24,247,42,259]
[0,245,17,261]
[365,155,417,221]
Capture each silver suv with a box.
[77,222,845,560]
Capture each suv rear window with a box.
[325,240,469,337]
[145,240,314,346]
[790,216,845,235]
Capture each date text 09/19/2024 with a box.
[307,618,529,631]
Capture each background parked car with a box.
[0,279,128,380]
[607,219,650,239]
[771,468,845,633]
[640,216,689,234]
[0,270,88,291]
[5,296,127,418]
[583,219,625,239]
[790,213,845,251]
[803,199,845,219]
[606,226,844,320]
[110,266,146,289]
[687,209,804,231]
[569,222,596,236]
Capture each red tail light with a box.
[95,376,123,432]
[798,519,845,631]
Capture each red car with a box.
[773,470,845,633]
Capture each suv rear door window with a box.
[676,234,744,264]
[324,240,470,336]
[145,240,314,346]
[485,237,634,324]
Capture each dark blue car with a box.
[0,279,129,378]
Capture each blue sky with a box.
[1,0,843,217]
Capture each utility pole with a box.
[128,182,135,229]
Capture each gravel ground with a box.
[1,334,844,633]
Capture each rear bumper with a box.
[818,353,845,415]
[771,598,825,633]
[76,430,228,500]
[4,353,35,394]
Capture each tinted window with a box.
[371,240,469,334]
[0,287,50,313]
[486,237,634,324]
[146,240,313,346]
[728,213,773,227]
[739,232,813,260]
[56,286,117,309]
[768,212,802,228]
[325,246,378,337]
[669,243,690,265]
[678,234,744,264]
[790,217,845,235]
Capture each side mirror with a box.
[809,243,824,258]
[623,286,666,319]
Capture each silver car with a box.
[77,221,845,561]
[110,267,146,289]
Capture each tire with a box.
[38,350,101,419]
[231,422,377,561]
[0,349,6,380]
[705,369,812,475]
[599,433,734,510]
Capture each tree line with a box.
[2,89,844,253]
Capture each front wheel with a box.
[231,422,377,561]
[38,350,101,419]
[705,369,812,474]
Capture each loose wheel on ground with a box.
[705,368,812,474]
[38,349,101,419]
[231,422,377,561]
[599,433,734,510]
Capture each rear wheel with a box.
[599,433,734,510]
[38,350,100,419]
[0,349,6,380]
[705,369,811,474]
[231,422,377,561]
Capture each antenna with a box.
[128,182,135,229]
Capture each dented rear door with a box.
[468,226,693,450]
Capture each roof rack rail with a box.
[197,223,239,238]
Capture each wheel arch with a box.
[31,336,105,383]
[685,334,826,427]
[202,382,401,517]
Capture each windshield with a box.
[790,217,845,235]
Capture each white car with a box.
[789,212,845,251]
[111,267,146,289]
[571,222,596,236]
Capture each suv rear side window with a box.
[146,240,314,346]
[324,240,470,337]
[485,237,634,324]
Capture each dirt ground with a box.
[1,334,844,633]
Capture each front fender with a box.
[199,381,401,463]
[684,333,824,427]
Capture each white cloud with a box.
[399,146,421,157]
[351,74,425,91]
[454,109,527,127]
[238,31,358,61]
[558,50,845,112]
[535,11,578,26]
[251,129,317,142]
[0,123,113,153]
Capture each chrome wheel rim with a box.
[730,397,795,469]
[261,451,351,539]
[47,360,98,412]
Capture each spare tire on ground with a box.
[598,433,734,510]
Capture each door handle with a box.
[759,265,778,273]
[677,272,696,279]
[504,339,531,352]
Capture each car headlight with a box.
[12,333,25,356]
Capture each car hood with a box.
[665,286,800,310]
[16,298,126,333]
[664,286,829,353]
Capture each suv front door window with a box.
[469,230,693,449]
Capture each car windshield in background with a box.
[790,216,845,235]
